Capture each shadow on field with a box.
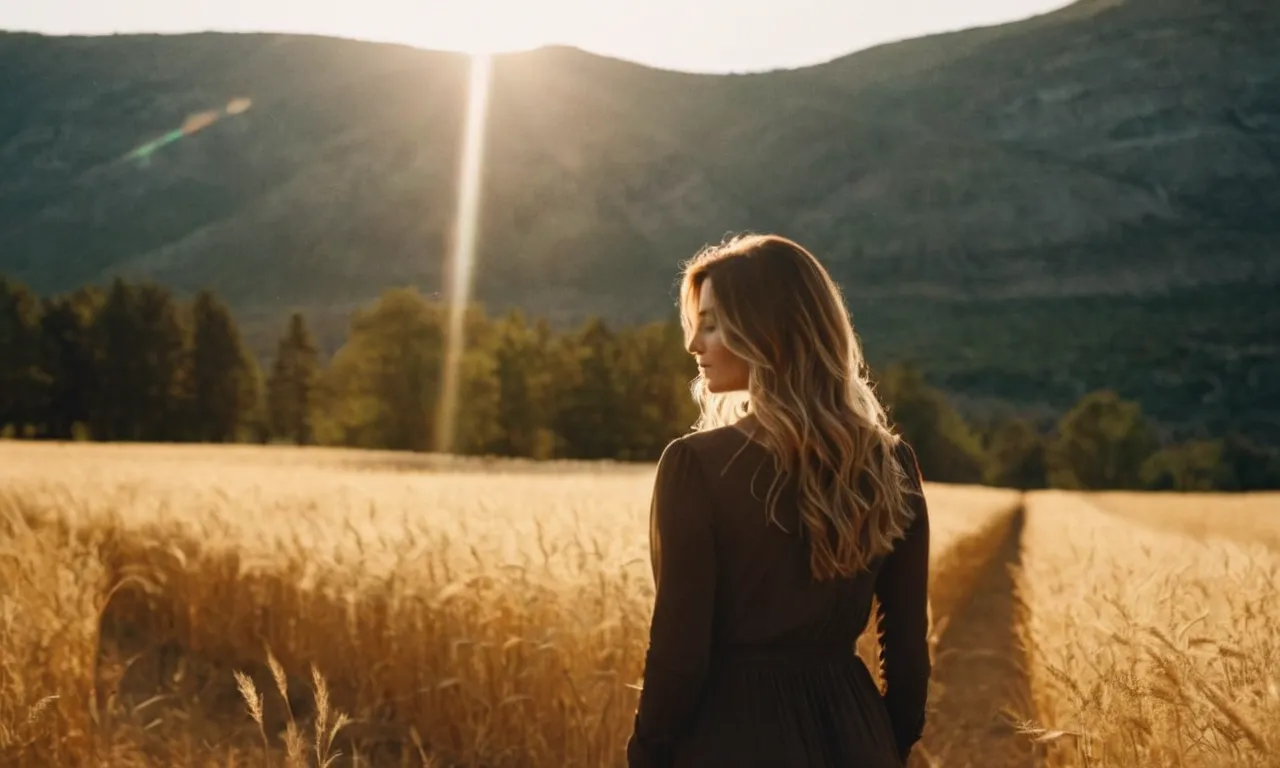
[915,505,1037,768]
[93,563,418,765]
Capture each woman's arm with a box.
[873,441,932,762]
[626,438,717,768]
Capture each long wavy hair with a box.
[679,233,919,580]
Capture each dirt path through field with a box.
[915,505,1036,768]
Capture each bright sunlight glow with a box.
[1,0,1078,74]
[435,53,493,453]
[411,2,581,54]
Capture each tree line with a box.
[1,275,1277,491]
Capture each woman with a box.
[626,234,932,767]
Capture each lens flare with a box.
[181,110,220,134]
[122,97,252,163]
[435,54,493,454]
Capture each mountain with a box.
[1,0,1278,445]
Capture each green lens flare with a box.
[121,97,253,164]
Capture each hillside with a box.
[1,0,1278,445]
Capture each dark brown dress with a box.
[626,420,931,767]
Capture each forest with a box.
[2,274,1277,491]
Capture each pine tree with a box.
[0,276,45,436]
[190,289,258,442]
[91,279,189,441]
[39,287,103,439]
[267,311,320,444]
[554,317,626,459]
[89,278,137,441]
[491,309,556,457]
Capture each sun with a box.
[403,0,570,55]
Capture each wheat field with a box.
[1088,490,1280,550]
[0,440,1021,767]
[3,441,1278,766]
[1016,491,1280,766]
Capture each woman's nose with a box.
[686,334,702,355]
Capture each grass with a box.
[0,440,1017,767]
[1016,491,1280,767]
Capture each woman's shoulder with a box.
[651,432,722,498]
[656,429,719,475]
[888,436,928,523]
[891,435,920,470]
[660,423,774,495]
[665,421,762,463]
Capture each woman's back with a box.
[626,420,932,767]
[627,232,933,767]
[696,421,896,649]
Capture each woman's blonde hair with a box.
[679,233,919,580]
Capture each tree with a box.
[1217,435,1280,491]
[1047,389,1156,490]
[39,287,103,439]
[449,313,502,455]
[0,276,46,436]
[876,362,985,483]
[91,279,189,442]
[190,289,259,442]
[554,317,628,459]
[490,310,557,458]
[1140,440,1225,491]
[984,418,1048,489]
[88,278,139,441]
[612,319,698,460]
[317,288,497,454]
[267,312,320,444]
[244,354,272,444]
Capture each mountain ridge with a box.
[1,0,1277,444]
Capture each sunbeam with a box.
[435,53,494,454]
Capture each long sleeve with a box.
[873,441,932,762]
[627,438,717,768]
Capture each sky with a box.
[2,0,1074,73]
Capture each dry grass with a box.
[0,440,1016,767]
[1090,490,1280,550]
[1016,491,1280,767]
